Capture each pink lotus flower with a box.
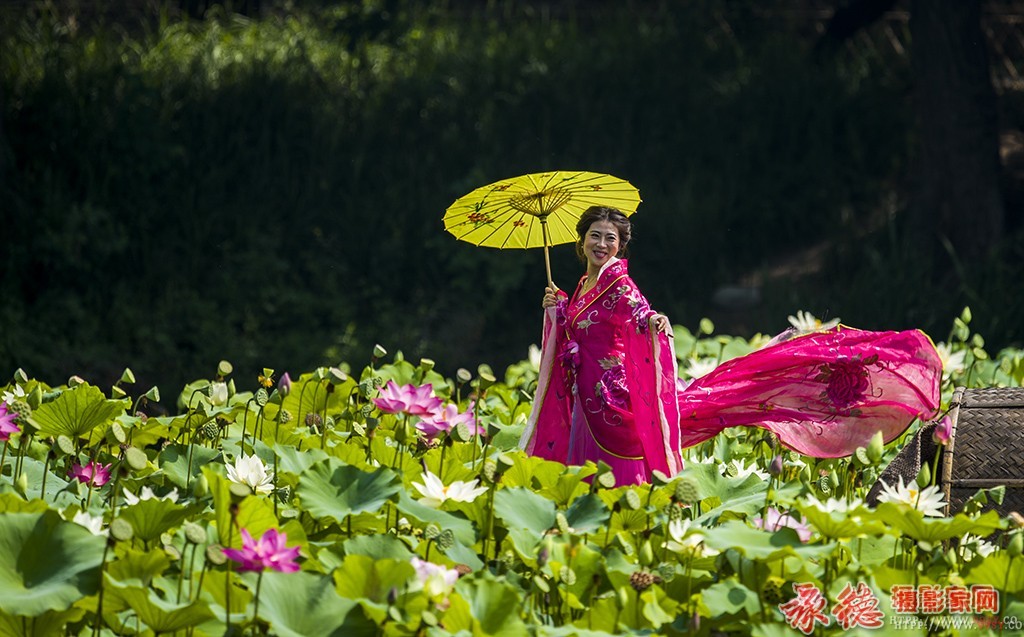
[373,381,443,417]
[68,461,112,487]
[416,403,485,440]
[0,403,19,442]
[223,528,300,573]
[932,415,953,445]
[753,507,813,543]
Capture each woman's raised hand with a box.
[542,285,560,309]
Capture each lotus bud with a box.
[639,539,654,566]
[1008,532,1023,557]
[27,385,43,410]
[917,463,932,488]
[15,472,28,497]
[227,378,236,397]
[278,373,292,398]
[768,455,784,477]
[193,474,209,498]
[867,430,885,464]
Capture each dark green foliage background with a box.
[2,1,1021,395]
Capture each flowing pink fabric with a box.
[520,259,942,485]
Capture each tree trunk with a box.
[908,0,1004,264]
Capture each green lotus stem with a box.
[40,451,50,500]
[252,570,265,635]
[471,396,481,469]
[226,513,236,634]
[14,431,32,481]
[0,441,7,478]
[93,537,112,637]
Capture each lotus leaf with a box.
[0,511,106,616]
[29,384,125,439]
[257,571,377,637]
[298,458,402,523]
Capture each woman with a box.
[519,206,942,485]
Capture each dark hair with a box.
[575,206,631,262]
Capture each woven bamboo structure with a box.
[942,386,1024,516]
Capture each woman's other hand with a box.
[651,313,671,334]
[542,286,560,309]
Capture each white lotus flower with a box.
[803,496,864,514]
[787,310,840,335]
[122,486,179,506]
[960,534,997,560]
[663,519,717,557]
[226,454,275,495]
[682,358,718,380]
[411,470,487,508]
[726,459,770,482]
[528,344,542,370]
[208,381,229,406]
[72,511,108,537]
[1,384,25,406]
[877,476,947,517]
[410,556,460,599]
[935,342,967,379]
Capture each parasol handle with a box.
[540,216,554,289]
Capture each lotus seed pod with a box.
[629,570,656,592]
[144,386,160,402]
[761,576,788,605]
[372,344,387,359]
[110,518,134,542]
[13,368,28,383]
[456,368,472,384]
[559,566,577,586]
[305,413,323,429]
[623,489,642,511]
[68,375,85,388]
[675,478,700,503]
[424,524,441,540]
[279,409,293,424]
[184,522,207,545]
[419,358,435,372]
[120,368,136,385]
[436,529,455,550]
[199,420,220,440]
[254,388,268,406]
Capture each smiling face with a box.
[582,220,621,273]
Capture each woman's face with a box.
[582,220,620,271]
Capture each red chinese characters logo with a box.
[780,583,832,635]
[832,582,884,630]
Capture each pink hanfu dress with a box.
[519,258,942,486]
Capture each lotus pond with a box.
[0,310,1022,636]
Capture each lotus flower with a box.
[1,384,25,406]
[663,519,717,557]
[226,454,275,495]
[208,381,229,406]
[223,528,300,573]
[122,486,179,505]
[72,510,108,537]
[410,556,459,599]
[753,507,813,542]
[68,461,112,487]
[787,310,840,335]
[877,476,947,517]
[932,415,953,445]
[0,403,19,442]
[416,403,484,440]
[936,342,967,379]
[411,470,488,508]
[373,381,443,416]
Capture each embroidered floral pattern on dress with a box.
[577,310,598,331]
[597,364,630,410]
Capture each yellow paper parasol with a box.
[443,171,641,287]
